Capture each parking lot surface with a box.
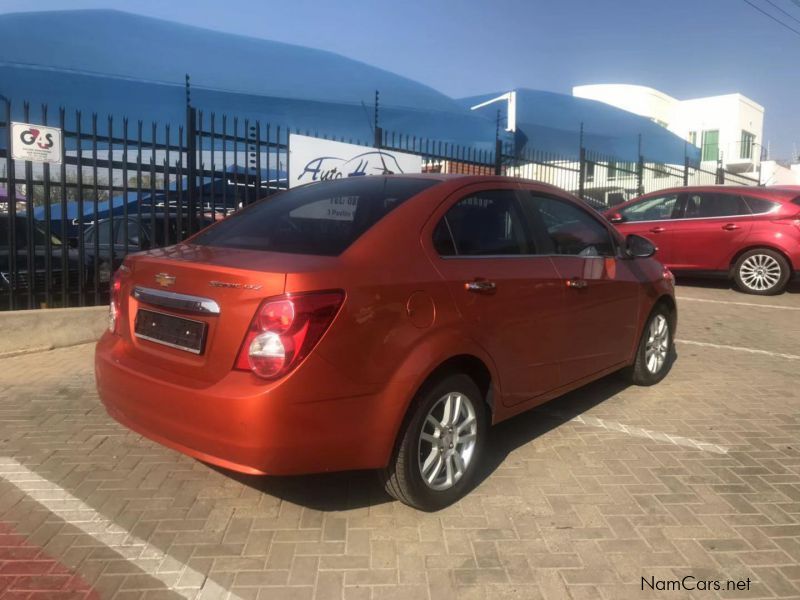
[0,280,798,600]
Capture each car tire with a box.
[381,372,487,511]
[623,304,675,386]
[733,249,790,295]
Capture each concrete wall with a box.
[0,306,107,357]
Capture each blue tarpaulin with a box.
[1,10,695,165]
[461,90,700,166]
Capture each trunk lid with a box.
[118,244,301,384]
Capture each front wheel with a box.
[624,305,675,386]
[733,249,790,295]
[381,373,487,511]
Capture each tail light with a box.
[235,291,344,379]
[108,269,122,333]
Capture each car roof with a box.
[616,184,800,207]
[377,173,579,198]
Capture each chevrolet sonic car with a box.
[95,175,676,510]
[605,186,800,295]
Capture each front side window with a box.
[525,194,615,257]
[85,220,113,245]
[195,177,436,256]
[619,194,679,222]
[433,189,531,256]
[682,193,748,219]
[115,219,145,247]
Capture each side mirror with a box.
[626,234,656,258]
[608,213,624,224]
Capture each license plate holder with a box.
[134,309,207,354]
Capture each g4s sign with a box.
[11,122,63,164]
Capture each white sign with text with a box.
[11,122,63,164]
[288,134,422,188]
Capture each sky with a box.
[1,0,797,160]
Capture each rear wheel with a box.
[624,304,675,386]
[733,249,790,295]
[381,373,487,511]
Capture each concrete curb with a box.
[0,306,107,357]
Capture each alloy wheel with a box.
[417,392,478,491]
[645,314,669,375]
[739,254,782,292]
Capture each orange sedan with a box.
[95,175,676,510]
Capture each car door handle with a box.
[465,279,497,294]
[722,223,740,231]
[566,277,588,289]
[648,226,666,233]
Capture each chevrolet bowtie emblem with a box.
[154,273,176,287]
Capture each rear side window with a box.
[683,193,748,218]
[434,190,531,256]
[742,196,779,214]
[194,177,436,256]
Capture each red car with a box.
[605,186,800,295]
[96,175,676,510]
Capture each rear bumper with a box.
[95,333,397,475]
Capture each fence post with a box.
[1,94,17,310]
[634,155,643,195]
[185,75,197,235]
[683,155,689,186]
[578,146,586,199]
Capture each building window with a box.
[688,131,697,147]
[740,130,755,160]
[607,161,617,180]
[701,130,719,162]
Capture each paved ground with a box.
[0,279,798,600]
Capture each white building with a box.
[572,84,764,175]
[760,160,800,185]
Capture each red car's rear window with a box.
[194,177,437,256]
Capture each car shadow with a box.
[676,276,800,295]
[213,370,637,512]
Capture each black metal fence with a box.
[0,100,288,311]
[1,97,760,311]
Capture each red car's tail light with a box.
[108,270,123,333]
[235,291,345,379]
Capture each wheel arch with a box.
[417,354,493,412]
[373,330,501,469]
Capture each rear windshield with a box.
[193,177,436,256]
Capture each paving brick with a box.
[0,284,797,599]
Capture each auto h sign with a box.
[11,122,63,164]
[289,134,422,188]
